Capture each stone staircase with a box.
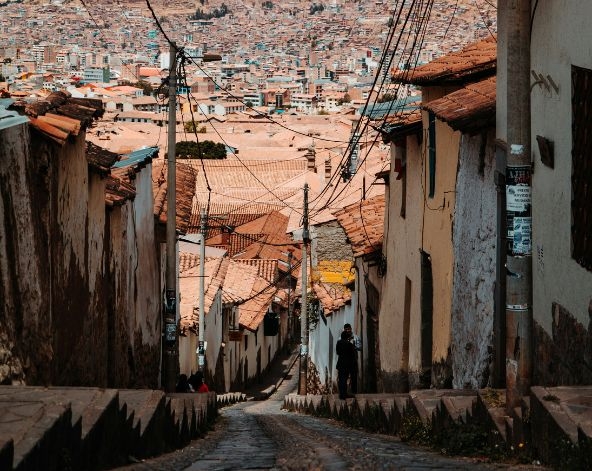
[0,386,227,471]
[283,386,592,466]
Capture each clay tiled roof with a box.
[334,194,385,258]
[222,260,260,304]
[179,256,229,335]
[153,160,197,235]
[380,109,423,144]
[312,281,352,316]
[86,141,119,176]
[233,259,278,283]
[105,175,136,207]
[238,277,277,332]
[10,91,103,145]
[392,37,496,86]
[233,233,301,266]
[423,77,496,133]
[206,232,265,257]
[235,210,289,236]
[189,201,283,235]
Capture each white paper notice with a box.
[506,185,531,212]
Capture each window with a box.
[428,111,436,198]
[571,65,592,270]
[244,335,248,351]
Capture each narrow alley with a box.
[116,357,541,471]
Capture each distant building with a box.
[83,67,110,83]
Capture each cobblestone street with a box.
[116,359,545,471]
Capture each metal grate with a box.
[571,66,592,271]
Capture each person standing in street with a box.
[336,330,356,399]
[343,323,361,393]
[189,371,210,393]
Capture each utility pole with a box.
[502,0,532,411]
[287,249,293,347]
[198,207,207,373]
[163,42,178,393]
[298,184,310,395]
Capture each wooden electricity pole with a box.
[298,184,310,395]
[502,0,532,411]
[163,42,179,393]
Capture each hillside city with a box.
[3,1,592,470]
[1,0,496,129]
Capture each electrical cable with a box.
[307,0,412,209]
[181,53,350,145]
[472,0,497,41]
[310,0,434,219]
[180,75,305,217]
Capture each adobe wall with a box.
[534,301,592,386]
[0,123,51,384]
[450,131,497,389]
[0,124,161,388]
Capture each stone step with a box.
[0,387,80,470]
[48,387,125,470]
[0,438,13,471]
[118,389,168,459]
[530,385,592,466]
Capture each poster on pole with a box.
[506,166,532,256]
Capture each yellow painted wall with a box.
[421,112,460,363]
[378,133,423,387]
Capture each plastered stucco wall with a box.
[0,125,161,388]
[0,123,51,384]
[421,117,459,371]
[450,131,496,389]
[308,303,355,393]
[530,1,592,334]
[378,134,423,391]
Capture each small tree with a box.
[176,140,227,159]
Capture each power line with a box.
[472,0,497,42]
[310,0,433,218]
[308,0,412,209]
[179,73,305,217]
[181,53,350,145]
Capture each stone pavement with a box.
[116,355,547,471]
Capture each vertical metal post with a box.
[298,184,310,395]
[503,0,532,411]
[163,43,178,393]
[198,208,206,372]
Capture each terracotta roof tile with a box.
[105,175,136,207]
[334,194,385,258]
[152,160,197,235]
[86,141,119,176]
[188,201,283,235]
[423,77,496,133]
[233,259,278,283]
[206,232,265,257]
[392,37,496,86]
[222,260,260,304]
[236,210,289,235]
[10,91,103,145]
[193,158,307,189]
[179,256,229,334]
[312,281,352,316]
[233,234,301,265]
[238,277,277,332]
[380,109,423,144]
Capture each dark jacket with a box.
[336,338,356,372]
